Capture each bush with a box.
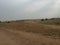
[6,21,10,23]
[45,18,48,21]
[41,19,44,21]
[0,21,1,23]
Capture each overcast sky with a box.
[0,0,60,21]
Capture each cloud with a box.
[0,0,60,21]
[50,0,60,16]
[25,0,51,13]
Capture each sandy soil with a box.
[0,27,60,45]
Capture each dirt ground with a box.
[0,27,60,45]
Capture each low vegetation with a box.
[0,18,60,45]
[0,18,60,39]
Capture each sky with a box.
[0,0,60,21]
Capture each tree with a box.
[7,21,10,23]
[45,18,48,21]
[41,19,44,21]
[0,21,1,23]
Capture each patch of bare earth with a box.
[0,28,60,45]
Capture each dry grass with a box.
[0,22,60,45]
[0,28,60,45]
[0,22,60,37]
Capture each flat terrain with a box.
[0,21,60,45]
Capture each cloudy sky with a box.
[0,0,60,21]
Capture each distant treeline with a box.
[0,18,60,23]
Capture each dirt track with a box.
[0,28,60,45]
